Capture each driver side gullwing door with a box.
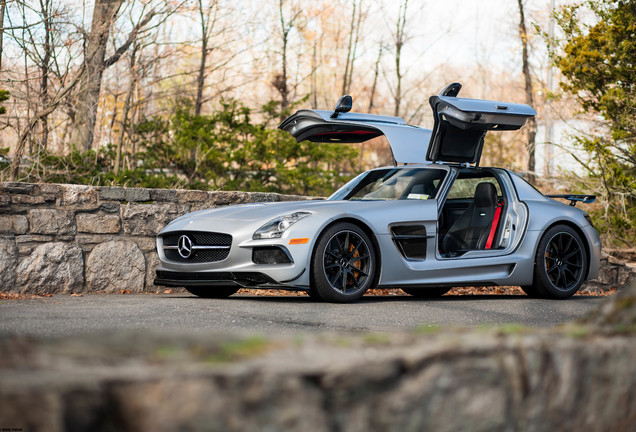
[427,95,537,166]
[279,109,432,164]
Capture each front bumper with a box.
[154,270,300,288]
[154,225,315,289]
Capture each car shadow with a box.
[167,293,602,303]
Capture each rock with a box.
[1,182,35,194]
[99,203,120,213]
[10,194,46,205]
[150,189,177,202]
[121,204,178,236]
[0,239,17,291]
[176,190,208,202]
[124,188,151,202]
[0,330,635,432]
[0,215,28,234]
[76,213,121,234]
[584,280,636,329]
[99,186,125,201]
[62,184,97,206]
[86,241,145,293]
[29,209,76,235]
[15,242,84,294]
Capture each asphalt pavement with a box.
[0,292,604,337]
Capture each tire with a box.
[531,225,588,299]
[185,286,239,298]
[401,287,451,298]
[311,222,377,303]
[519,285,541,298]
[305,287,322,301]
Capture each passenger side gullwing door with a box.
[427,95,537,166]
[279,109,432,164]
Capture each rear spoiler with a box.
[547,194,596,207]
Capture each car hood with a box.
[161,200,340,233]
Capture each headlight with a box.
[253,212,311,239]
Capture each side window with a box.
[446,176,502,200]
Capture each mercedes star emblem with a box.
[177,235,193,259]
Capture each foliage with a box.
[550,0,636,246]
[7,99,358,197]
[0,89,8,115]
[136,98,358,196]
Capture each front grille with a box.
[163,232,232,247]
[161,231,232,263]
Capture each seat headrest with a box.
[474,182,497,207]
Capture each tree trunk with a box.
[115,44,138,174]
[276,0,290,113]
[368,42,382,113]
[341,1,357,96]
[393,0,408,118]
[517,0,537,184]
[39,0,53,151]
[69,0,124,152]
[0,0,6,72]
[194,0,219,116]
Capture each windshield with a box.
[329,168,446,201]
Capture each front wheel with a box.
[185,286,239,298]
[311,222,377,303]
[531,225,588,299]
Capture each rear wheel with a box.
[185,286,239,298]
[401,287,451,298]
[311,222,377,303]
[531,225,588,299]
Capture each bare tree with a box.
[194,0,219,116]
[69,0,169,152]
[0,0,6,72]
[341,0,364,96]
[517,0,537,184]
[114,41,138,174]
[391,0,408,118]
[3,0,75,170]
[368,41,383,113]
[273,0,303,113]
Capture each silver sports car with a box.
[154,83,601,302]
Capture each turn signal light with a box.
[289,238,309,245]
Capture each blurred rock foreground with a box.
[1,283,635,432]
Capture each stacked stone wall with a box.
[0,182,633,294]
[0,182,308,293]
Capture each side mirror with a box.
[331,95,353,118]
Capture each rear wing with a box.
[547,194,596,207]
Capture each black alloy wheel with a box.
[531,224,587,299]
[311,222,377,302]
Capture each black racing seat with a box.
[442,182,500,253]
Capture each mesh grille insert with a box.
[161,231,232,263]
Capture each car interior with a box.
[438,170,505,257]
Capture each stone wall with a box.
[0,182,308,294]
[0,181,633,294]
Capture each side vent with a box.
[390,224,428,260]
